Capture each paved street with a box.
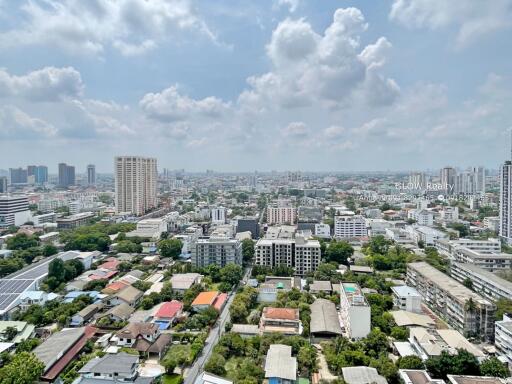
[183,267,251,384]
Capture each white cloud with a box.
[0,66,83,101]
[276,0,300,13]
[389,0,512,47]
[0,106,57,139]
[281,121,308,138]
[0,0,217,56]
[140,86,231,122]
[239,8,398,111]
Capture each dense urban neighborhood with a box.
[0,162,511,384]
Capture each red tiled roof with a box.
[98,257,120,271]
[102,281,129,293]
[213,293,228,311]
[263,307,299,320]
[41,326,96,381]
[155,300,183,319]
[89,270,117,280]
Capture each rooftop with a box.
[264,344,297,381]
[342,366,388,384]
[310,299,343,335]
[192,291,219,306]
[262,307,299,321]
[408,262,492,306]
[391,285,421,297]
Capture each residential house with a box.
[260,307,301,335]
[191,291,227,312]
[264,344,297,384]
[70,303,104,326]
[170,273,202,293]
[108,286,143,307]
[0,321,35,343]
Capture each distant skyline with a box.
[0,0,511,171]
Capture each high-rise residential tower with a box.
[115,156,157,216]
[34,166,48,184]
[500,133,512,244]
[87,164,96,186]
[440,166,456,195]
[58,163,75,187]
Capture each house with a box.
[230,324,260,338]
[194,372,233,384]
[154,300,183,324]
[264,344,297,384]
[191,291,227,312]
[389,311,434,329]
[102,281,130,295]
[260,307,301,335]
[98,257,120,271]
[310,299,343,341]
[170,273,202,293]
[349,265,374,275]
[399,369,445,384]
[0,321,35,343]
[342,366,388,384]
[63,291,106,304]
[116,322,171,359]
[116,322,159,347]
[70,303,104,326]
[257,276,301,303]
[99,303,135,323]
[108,286,143,307]
[79,352,139,380]
[309,281,333,294]
[18,291,59,309]
[33,326,97,382]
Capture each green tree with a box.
[367,235,391,255]
[496,298,512,320]
[390,326,409,341]
[0,352,45,384]
[116,240,142,253]
[204,353,226,376]
[42,244,58,257]
[480,357,509,378]
[48,258,65,282]
[397,355,424,370]
[242,239,255,263]
[6,234,39,250]
[462,278,473,290]
[426,350,480,379]
[325,241,354,265]
[158,238,183,259]
[3,326,18,341]
[220,264,243,286]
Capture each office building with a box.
[334,213,367,239]
[211,207,226,224]
[450,262,512,303]
[267,199,297,225]
[391,286,422,313]
[407,262,495,341]
[495,313,512,364]
[191,236,242,268]
[9,168,28,184]
[58,163,76,187]
[339,282,371,339]
[254,235,321,276]
[114,156,157,216]
[236,216,259,239]
[87,164,96,186]
[0,177,7,193]
[56,212,95,229]
[0,195,31,227]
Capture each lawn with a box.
[162,374,183,384]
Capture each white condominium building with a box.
[334,214,367,239]
[211,207,227,224]
[407,262,495,341]
[339,282,371,339]
[408,209,434,226]
[191,236,242,268]
[255,235,321,276]
[267,200,297,225]
[114,156,157,216]
[450,262,512,303]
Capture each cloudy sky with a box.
[0,0,511,173]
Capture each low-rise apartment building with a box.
[391,286,422,313]
[339,282,371,339]
[254,235,321,276]
[450,262,512,303]
[407,262,495,341]
[191,236,242,268]
[495,313,512,364]
[56,212,95,229]
[334,213,367,239]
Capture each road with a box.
[183,267,252,384]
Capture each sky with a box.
[0,0,511,173]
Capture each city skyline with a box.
[0,1,511,171]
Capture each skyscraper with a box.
[440,166,456,195]
[34,166,48,184]
[87,164,96,185]
[500,137,512,244]
[58,163,75,187]
[9,168,28,184]
[115,156,157,216]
